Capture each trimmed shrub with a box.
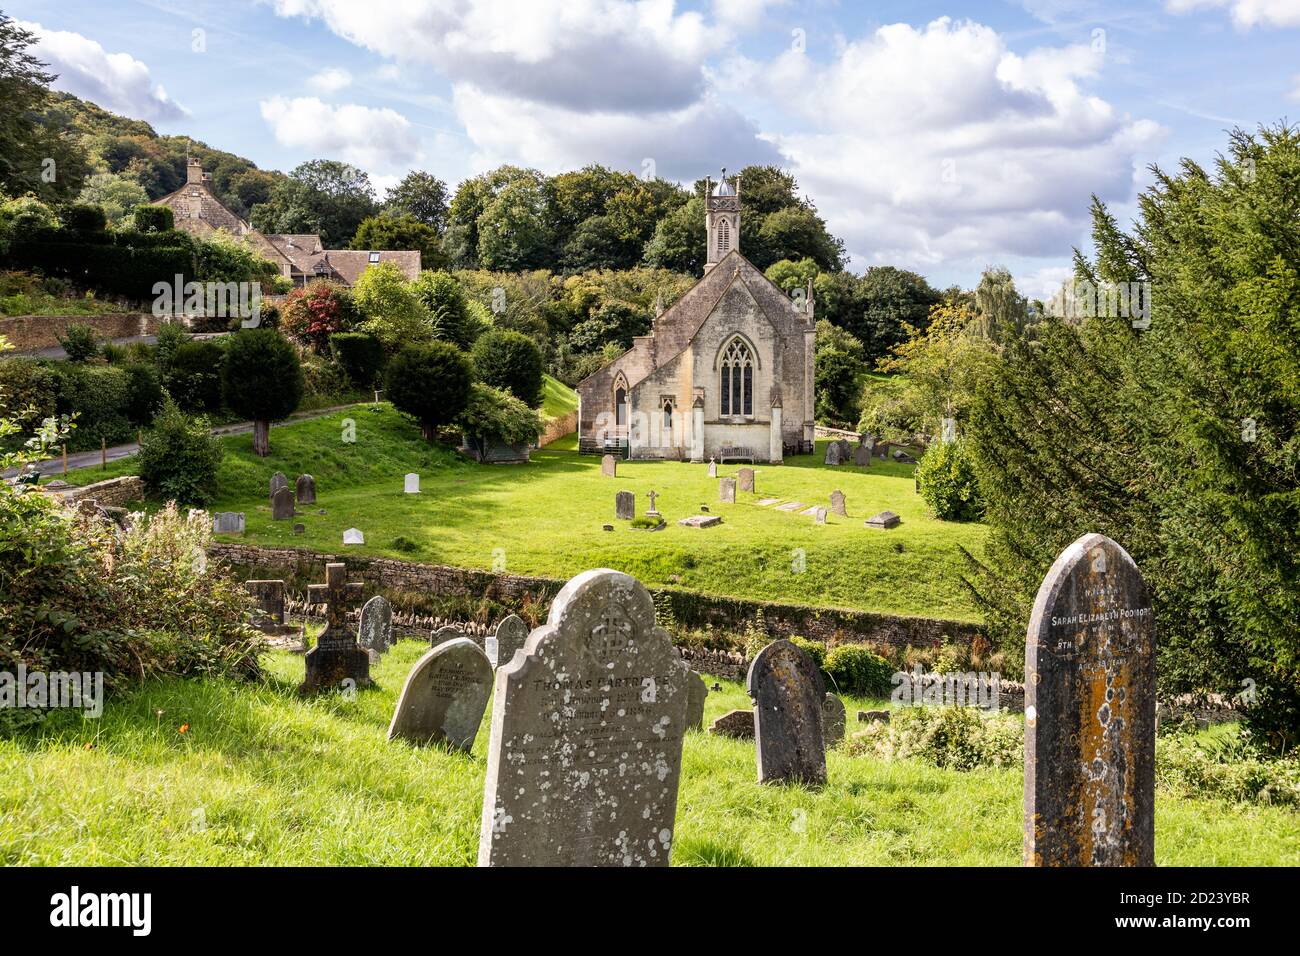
[61,203,109,235]
[133,204,174,233]
[385,340,474,440]
[165,339,226,414]
[51,364,133,450]
[122,362,167,425]
[915,439,983,522]
[788,636,826,669]
[824,643,894,697]
[330,332,386,389]
[55,322,100,362]
[137,400,223,505]
[221,329,303,456]
[471,328,544,408]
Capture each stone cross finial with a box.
[307,562,364,647]
[647,490,659,513]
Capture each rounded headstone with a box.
[747,640,827,786]
[387,637,492,750]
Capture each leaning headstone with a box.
[343,527,364,545]
[615,490,635,520]
[822,693,846,748]
[387,637,492,751]
[404,473,420,494]
[271,487,294,521]
[358,595,393,656]
[601,454,617,478]
[747,639,827,786]
[737,467,755,493]
[1024,533,1156,867]
[830,490,846,516]
[814,507,828,524]
[685,671,708,731]
[478,568,689,867]
[709,709,754,739]
[300,563,368,694]
[213,512,245,535]
[719,477,736,503]
[707,458,717,478]
[493,613,529,669]
[269,472,288,499]
[295,474,316,505]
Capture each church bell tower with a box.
[705,167,740,270]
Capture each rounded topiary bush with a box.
[137,400,223,505]
[122,362,167,425]
[221,329,303,456]
[329,332,386,389]
[823,643,894,697]
[132,204,174,234]
[165,340,226,414]
[385,340,474,440]
[915,439,984,522]
[471,328,544,408]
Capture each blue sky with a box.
[9,0,1299,293]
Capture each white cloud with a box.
[258,96,419,169]
[18,20,185,121]
[1164,0,1300,29]
[308,67,352,92]
[758,18,1164,274]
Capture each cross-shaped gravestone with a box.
[300,562,370,694]
[646,490,660,515]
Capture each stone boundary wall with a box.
[2,313,159,352]
[49,475,145,507]
[208,543,984,651]
[538,410,577,447]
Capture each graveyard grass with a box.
[63,405,986,621]
[2,642,1295,866]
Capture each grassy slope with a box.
[540,374,578,420]
[64,406,986,621]
[1,646,1293,866]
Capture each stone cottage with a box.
[576,170,816,463]
[155,159,420,286]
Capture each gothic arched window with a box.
[615,386,627,426]
[717,218,730,255]
[663,399,673,430]
[719,337,753,417]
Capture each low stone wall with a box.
[207,543,985,651]
[1,313,159,352]
[51,475,145,507]
[538,410,577,447]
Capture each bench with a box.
[717,446,754,464]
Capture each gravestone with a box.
[707,457,717,478]
[864,510,900,529]
[271,487,294,521]
[830,490,846,516]
[678,515,722,528]
[431,625,461,647]
[404,473,420,494]
[645,490,660,517]
[293,523,305,535]
[815,507,828,524]
[601,454,617,478]
[269,472,288,499]
[719,477,736,503]
[615,491,635,520]
[493,613,529,669]
[823,442,844,465]
[244,579,285,631]
[853,445,873,466]
[300,563,368,694]
[685,670,708,731]
[709,709,754,739]
[295,474,316,505]
[358,595,393,656]
[213,512,245,535]
[387,637,492,751]
[1024,533,1156,867]
[478,569,689,867]
[776,501,803,512]
[747,639,827,786]
[822,693,846,748]
[738,467,755,493]
[343,528,364,545]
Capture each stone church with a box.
[577,170,816,463]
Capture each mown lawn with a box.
[2,645,1294,866]
[61,405,987,621]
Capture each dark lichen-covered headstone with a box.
[387,637,492,750]
[244,579,285,631]
[1024,532,1156,867]
[685,670,707,730]
[747,639,827,786]
[493,613,529,668]
[271,486,294,521]
[709,708,754,739]
[300,562,368,694]
[358,595,393,655]
[269,472,288,499]
[295,474,316,505]
[822,693,846,748]
[478,569,689,867]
